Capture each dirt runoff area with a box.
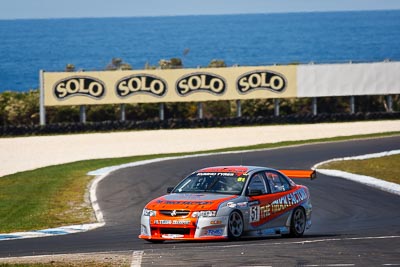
[1,120,400,178]
[0,251,133,266]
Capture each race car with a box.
[139,166,315,242]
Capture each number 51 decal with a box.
[250,206,260,223]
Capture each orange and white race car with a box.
[139,166,315,242]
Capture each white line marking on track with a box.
[303,265,355,267]
[291,235,400,245]
[203,235,400,249]
[131,250,144,267]
[89,174,106,224]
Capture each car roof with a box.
[196,166,275,176]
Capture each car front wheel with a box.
[228,210,244,239]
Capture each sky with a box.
[1,0,400,20]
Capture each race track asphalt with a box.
[1,136,400,266]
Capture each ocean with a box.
[0,10,399,92]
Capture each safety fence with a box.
[2,111,399,137]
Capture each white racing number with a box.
[250,205,260,223]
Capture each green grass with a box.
[0,131,399,233]
[319,154,400,184]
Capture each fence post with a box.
[198,102,203,119]
[274,98,280,116]
[236,100,242,117]
[39,70,46,126]
[350,96,355,114]
[120,104,126,121]
[80,106,86,123]
[387,95,393,112]
[312,97,318,115]
[159,103,165,120]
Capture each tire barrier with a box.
[1,112,399,137]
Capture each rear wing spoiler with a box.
[279,170,317,180]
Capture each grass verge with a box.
[319,154,400,184]
[0,131,399,233]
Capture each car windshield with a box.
[173,172,247,195]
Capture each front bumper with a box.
[139,215,229,241]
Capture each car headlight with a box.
[192,211,217,218]
[143,208,156,217]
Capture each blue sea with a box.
[0,10,400,92]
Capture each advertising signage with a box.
[42,65,297,106]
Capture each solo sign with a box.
[236,70,287,94]
[176,72,226,96]
[116,74,167,98]
[43,65,296,106]
[53,76,105,100]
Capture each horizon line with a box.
[1,8,399,21]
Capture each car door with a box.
[247,170,295,230]
[246,171,272,229]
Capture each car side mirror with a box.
[248,189,263,196]
[167,187,174,193]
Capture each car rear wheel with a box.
[228,210,244,239]
[289,207,306,237]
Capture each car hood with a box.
[146,193,238,211]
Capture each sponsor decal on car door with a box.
[248,171,308,228]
